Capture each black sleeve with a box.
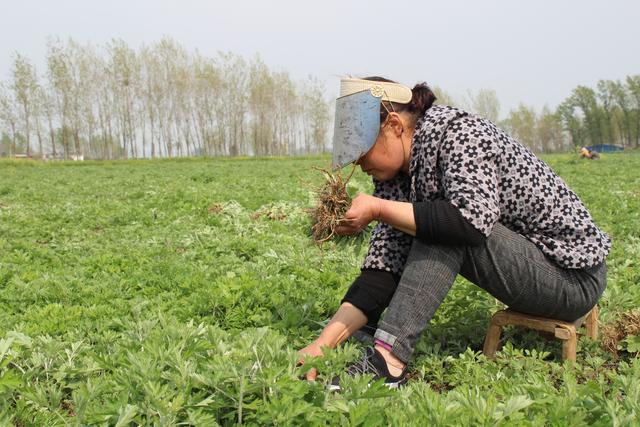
[413,200,486,246]
[341,269,399,327]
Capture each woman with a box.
[299,77,610,389]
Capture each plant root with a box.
[601,309,640,356]
[309,165,356,244]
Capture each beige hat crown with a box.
[339,77,413,103]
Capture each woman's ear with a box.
[386,113,404,137]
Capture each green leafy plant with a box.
[0,152,639,425]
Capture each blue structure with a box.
[586,144,624,153]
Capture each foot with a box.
[330,347,408,391]
[374,344,406,377]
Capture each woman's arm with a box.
[339,194,486,246]
[298,302,367,380]
[377,198,416,236]
[336,194,416,236]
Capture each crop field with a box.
[0,152,639,425]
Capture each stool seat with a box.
[483,306,599,362]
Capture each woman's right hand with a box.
[297,340,325,381]
[296,303,369,381]
[336,194,381,236]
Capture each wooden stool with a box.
[483,306,599,362]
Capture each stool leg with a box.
[561,329,577,362]
[585,306,598,339]
[483,322,503,359]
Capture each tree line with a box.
[431,88,568,153]
[441,76,640,153]
[0,37,330,159]
[557,77,640,150]
[1,37,638,159]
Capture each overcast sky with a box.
[1,0,638,118]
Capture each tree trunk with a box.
[35,116,43,158]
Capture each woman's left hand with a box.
[297,340,325,381]
[336,194,381,235]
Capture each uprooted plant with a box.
[601,309,640,357]
[309,166,356,244]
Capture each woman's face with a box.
[355,116,407,181]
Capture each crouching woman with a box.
[298,77,610,389]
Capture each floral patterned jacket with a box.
[362,105,611,276]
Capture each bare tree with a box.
[46,38,73,158]
[301,76,330,154]
[537,105,565,152]
[467,88,501,123]
[0,83,18,156]
[2,37,333,159]
[432,86,458,107]
[501,104,538,150]
[11,53,39,156]
[41,88,58,158]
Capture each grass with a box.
[0,151,639,425]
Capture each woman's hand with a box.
[336,194,381,235]
[297,340,325,381]
[296,303,369,381]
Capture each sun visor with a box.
[332,90,382,169]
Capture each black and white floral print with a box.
[362,105,611,276]
[362,174,414,273]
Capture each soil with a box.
[310,166,355,244]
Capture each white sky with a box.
[1,0,638,118]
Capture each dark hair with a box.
[362,76,437,125]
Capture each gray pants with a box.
[373,223,607,363]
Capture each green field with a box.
[1,152,639,426]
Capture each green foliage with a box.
[0,152,639,425]
[558,75,640,149]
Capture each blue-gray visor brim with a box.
[332,90,382,169]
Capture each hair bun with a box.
[409,83,437,117]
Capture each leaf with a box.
[494,395,534,424]
[623,335,640,354]
[325,396,351,413]
[0,339,14,364]
[115,404,139,427]
[5,331,32,347]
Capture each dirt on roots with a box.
[309,166,355,244]
[601,309,640,356]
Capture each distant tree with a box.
[557,100,584,148]
[0,132,10,156]
[219,52,248,156]
[46,39,73,158]
[301,76,330,154]
[609,79,634,147]
[10,53,39,157]
[0,83,18,156]
[467,88,500,123]
[570,86,604,146]
[537,105,565,152]
[107,39,140,159]
[596,80,617,146]
[0,37,336,159]
[626,75,640,148]
[502,104,537,150]
[432,86,458,107]
[248,57,274,156]
[32,85,45,157]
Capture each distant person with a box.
[298,77,611,389]
[580,146,600,160]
